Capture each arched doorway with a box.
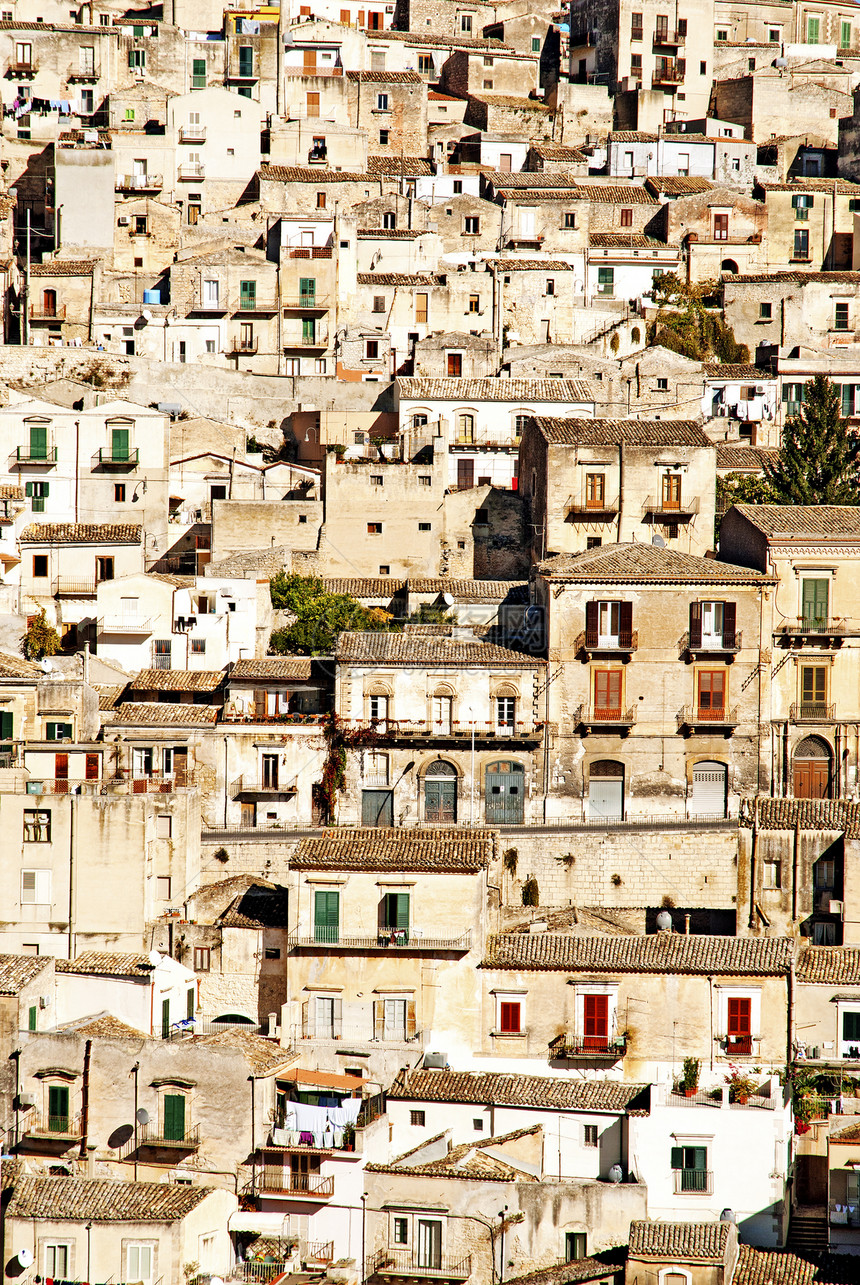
[793,736,832,799]
[691,761,728,818]
[485,760,525,825]
[721,259,739,275]
[587,760,624,820]
[424,760,457,823]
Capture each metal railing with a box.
[178,163,205,180]
[237,1263,290,1282]
[344,719,539,741]
[643,494,699,514]
[282,295,331,309]
[678,705,739,728]
[779,617,853,638]
[565,495,620,517]
[53,578,97,596]
[291,930,471,951]
[236,298,278,313]
[667,1087,775,1109]
[116,174,163,190]
[24,1112,83,1138]
[576,704,636,729]
[92,447,139,469]
[305,1242,334,1264]
[576,629,639,653]
[654,27,685,43]
[122,1120,200,1157]
[549,1035,627,1059]
[29,305,66,320]
[367,1250,472,1281]
[68,66,100,81]
[8,62,36,75]
[790,702,836,723]
[299,1020,422,1043]
[250,1169,334,1197]
[653,63,684,85]
[97,617,153,634]
[232,773,298,796]
[16,445,58,462]
[227,339,259,354]
[673,1169,713,1194]
[179,124,206,142]
[105,770,195,793]
[680,630,742,655]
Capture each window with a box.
[383,212,396,229]
[418,54,434,73]
[410,1109,425,1125]
[394,1217,409,1244]
[631,11,643,38]
[307,91,320,116]
[447,352,463,377]
[587,536,602,549]
[597,266,614,294]
[191,57,206,88]
[564,211,576,229]
[545,278,555,296]
[594,669,622,716]
[418,522,431,531]
[713,213,729,240]
[366,340,379,359]
[458,412,475,443]
[382,891,410,932]
[499,999,522,1033]
[26,481,49,513]
[631,54,642,74]
[671,1145,709,1192]
[620,208,633,228]
[835,302,849,331]
[373,295,386,313]
[128,47,145,70]
[800,665,828,717]
[453,180,463,193]
[807,16,820,42]
[126,1245,153,1285]
[759,301,773,320]
[431,695,453,732]
[191,638,206,655]
[763,859,781,889]
[415,293,428,324]
[461,13,472,31]
[239,280,257,310]
[419,475,432,486]
[371,475,383,486]
[792,192,813,220]
[114,483,126,502]
[32,554,48,578]
[464,216,480,234]
[369,694,389,724]
[45,1245,72,1278]
[656,377,668,391]
[157,876,172,900]
[376,92,389,110]
[469,294,480,313]
[22,869,51,901]
[802,577,829,629]
[662,472,682,510]
[194,946,211,971]
[716,29,727,40]
[842,20,852,48]
[367,521,382,535]
[727,995,752,1054]
[24,811,50,843]
[46,722,72,741]
[583,1123,599,1147]
[566,1234,587,1262]
[697,670,726,716]
[96,556,114,582]
[483,80,493,90]
[314,889,340,943]
[532,36,541,52]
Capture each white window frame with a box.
[126,1243,155,1285]
[714,985,761,1048]
[572,982,619,1044]
[700,601,725,648]
[432,695,453,733]
[44,1243,73,1278]
[492,989,526,1036]
[22,869,51,904]
[496,696,516,734]
[836,998,860,1059]
[368,693,389,722]
[597,600,621,646]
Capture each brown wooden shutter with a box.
[254,689,266,718]
[585,600,599,648]
[85,753,99,780]
[406,1000,417,1039]
[618,601,633,647]
[689,601,702,647]
[174,746,188,785]
[722,601,736,647]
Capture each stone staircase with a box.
[786,1211,829,1253]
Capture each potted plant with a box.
[725,1066,757,1104]
[681,1057,701,1097]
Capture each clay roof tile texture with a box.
[292,828,493,872]
[19,523,141,543]
[483,932,794,975]
[532,416,709,446]
[0,955,50,995]
[398,378,593,401]
[730,504,860,537]
[335,632,542,666]
[388,1068,650,1112]
[628,1221,730,1262]
[536,543,769,585]
[6,1176,212,1222]
[130,669,225,691]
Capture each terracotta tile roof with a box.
[532,416,709,447]
[94,683,125,710]
[537,544,768,584]
[647,176,716,196]
[6,1176,212,1223]
[0,484,23,500]
[530,144,588,162]
[474,93,552,111]
[796,946,860,985]
[292,828,493,872]
[231,658,313,680]
[259,165,372,183]
[505,1260,618,1285]
[377,31,507,49]
[493,259,581,269]
[830,1119,860,1142]
[58,1013,149,1039]
[755,799,860,836]
[628,1221,730,1262]
[194,1028,296,1075]
[759,179,860,194]
[367,156,435,175]
[56,951,151,978]
[131,669,225,692]
[734,1244,860,1285]
[358,227,424,238]
[486,170,582,188]
[705,363,768,378]
[336,632,541,666]
[730,504,860,538]
[346,69,423,83]
[388,1068,650,1113]
[218,883,290,929]
[321,577,402,596]
[0,954,50,995]
[0,651,42,679]
[407,578,527,600]
[368,1125,543,1181]
[483,932,794,975]
[716,446,780,470]
[19,522,141,543]
[575,183,658,204]
[107,701,220,725]
[589,233,675,249]
[30,259,97,276]
[729,271,860,285]
[398,378,593,402]
[357,273,445,286]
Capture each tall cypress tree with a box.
[765,374,860,505]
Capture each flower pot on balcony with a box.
[683,1086,697,1098]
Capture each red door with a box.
[54,752,68,794]
[85,753,99,781]
[727,997,752,1056]
[794,760,830,799]
[583,995,609,1049]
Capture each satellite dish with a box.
[136,1107,150,1126]
[652,534,666,547]
[441,593,455,606]
[720,1208,736,1224]
[141,308,152,322]
[17,1249,34,1269]
[108,1122,134,1149]
[656,910,673,932]
[40,657,53,674]
[608,1164,623,1184]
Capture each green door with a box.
[240,280,256,310]
[29,423,47,460]
[302,316,316,344]
[314,889,339,943]
[485,761,525,825]
[362,788,393,827]
[425,778,456,822]
[383,892,409,933]
[191,57,206,88]
[299,277,316,305]
[48,1084,69,1132]
[671,1145,708,1191]
[186,987,195,1021]
[163,1092,185,1141]
[111,427,129,462]
[802,578,829,629]
[162,997,170,1037]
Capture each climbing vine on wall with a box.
[319,713,379,821]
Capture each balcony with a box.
[116,174,163,192]
[178,163,205,180]
[673,1169,714,1195]
[288,246,333,259]
[106,770,195,793]
[575,629,638,659]
[238,1262,291,1283]
[367,1250,472,1282]
[22,1112,83,1141]
[575,704,636,734]
[97,616,153,634]
[15,446,57,465]
[346,719,540,745]
[300,1019,423,1042]
[7,62,36,77]
[227,339,259,355]
[91,447,139,471]
[653,63,684,85]
[234,296,279,315]
[569,27,596,45]
[790,702,837,723]
[29,305,66,322]
[189,296,228,315]
[179,124,207,142]
[229,63,259,81]
[284,332,330,349]
[121,1120,200,1159]
[677,705,739,734]
[290,930,471,952]
[653,27,685,45]
[565,496,620,520]
[777,618,854,648]
[680,629,742,661]
[53,578,97,596]
[68,66,99,82]
[247,1169,334,1198]
[549,1033,627,1061]
[232,773,298,797]
[642,494,699,518]
[283,294,331,310]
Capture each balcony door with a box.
[583,994,608,1048]
[416,1220,442,1270]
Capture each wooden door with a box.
[795,759,830,799]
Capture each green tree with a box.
[716,471,776,542]
[268,573,396,655]
[22,610,61,661]
[648,273,749,364]
[764,374,860,505]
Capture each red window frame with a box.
[499,1001,521,1033]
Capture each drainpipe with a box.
[74,420,80,521]
[787,953,796,1065]
[67,794,76,959]
[792,822,800,926]
[708,976,715,1073]
[78,1038,92,1160]
[616,441,623,542]
[223,735,229,826]
[747,801,757,930]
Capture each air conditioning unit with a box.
[829,899,844,916]
[39,995,50,1009]
[118,216,129,226]
[187,615,197,626]
[755,385,765,394]
[17,1092,36,1110]
[175,616,185,628]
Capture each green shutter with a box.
[29,424,47,460]
[192,57,206,88]
[240,280,256,309]
[314,889,339,943]
[162,997,170,1037]
[48,1084,69,1130]
[0,711,13,740]
[163,1092,185,1141]
[802,578,829,629]
[187,987,195,1021]
[111,427,129,462]
[692,1146,707,1171]
[842,384,854,417]
[28,1005,36,1031]
[670,1146,683,1169]
[299,277,316,303]
[42,481,49,497]
[385,892,409,928]
[302,317,316,343]
[25,482,33,497]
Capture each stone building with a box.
[754,178,860,272]
[19,522,146,630]
[722,271,860,362]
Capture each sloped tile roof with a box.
[734,1244,860,1285]
[358,227,424,238]
[218,883,290,930]
[537,544,769,585]
[6,1176,212,1222]
[377,31,507,49]
[705,363,769,378]
[647,176,716,195]
[346,69,423,82]
[94,683,125,710]
[759,179,860,194]
[796,946,860,985]
[131,669,225,691]
[398,378,593,401]
[407,578,527,600]
[231,658,313,680]
[505,1259,618,1285]
[107,701,220,725]
[20,523,141,543]
[729,271,860,285]
[367,156,435,174]
[258,165,372,183]
[494,259,581,269]
[0,954,50,995]
[56,952,151,978]
[357,273,445,286]
[194,1028,296,1075]
[829,1120,860,1142]
[575,183,658,204]
[628,1221,730,1262]
[716,446,780,470]
[368,1125,543,1181]
[336,632,541,666]
[483,933,794,975]
[755,799,860,836]
[530,144,588,162]
[292,828,493,872]
[532,416,709,446]
[58,1013,149,1039]
[487,170,582,188]
[730,504,860,537]
[0,651,42,679]
[474,93,552,110]
[589,233,675,249]
[388,1068,650,1113]
[30,259,97,276]
[321,577,403,596]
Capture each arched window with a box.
[721,259,739,274]
[457,412,476,444]
[587,760,624,820]
[794,735,832,799]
